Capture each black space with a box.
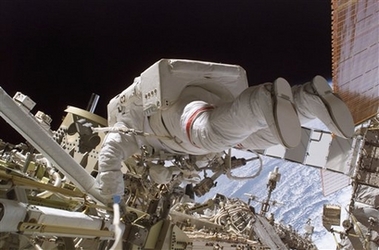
[0,0,332,143]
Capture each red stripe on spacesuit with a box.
[185,106,214,147]
[234,143,245,149]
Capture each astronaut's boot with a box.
[292,75,354,138]
[257,78,302,148]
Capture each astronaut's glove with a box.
[111,195,127,216]
[149,164,174,184]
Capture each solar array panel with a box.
[332,0,379,124]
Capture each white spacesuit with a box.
[96,59,355,202]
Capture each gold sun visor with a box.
[332,0,379,124]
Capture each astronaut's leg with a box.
[236,127,278,150]
[292,75,354,138]
[183,78,301,151]
[97,122,140,203]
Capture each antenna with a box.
[86,93,100,113]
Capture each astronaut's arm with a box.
[97,122,140,202]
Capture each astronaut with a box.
[96,59,355,202]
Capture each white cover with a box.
[140,59,248,115]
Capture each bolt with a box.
[135,232,140,239]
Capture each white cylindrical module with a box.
[27,205,103,231]
[0,199,110,238]
[0,199,27,232]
